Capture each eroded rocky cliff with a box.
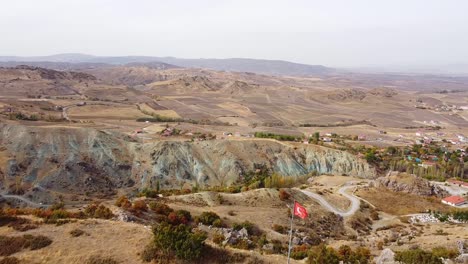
[0,124,375,201]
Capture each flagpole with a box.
[287,201,295,264]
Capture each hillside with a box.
[0,53,335,77]
[0,123,375,204]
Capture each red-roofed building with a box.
[447,179,468,188]
[441,195,467,207]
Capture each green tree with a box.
[394,249,443,264]
[307,244,340,264]
[152,222,207,261]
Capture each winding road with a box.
[300,184,361,217]
[0,193,46,208]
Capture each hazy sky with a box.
[1,0,468,67]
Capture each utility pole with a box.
[287,202,294,264]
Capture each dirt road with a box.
[0,193,46,208]
[300,185,361,217]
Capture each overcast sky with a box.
[1,0,468,68]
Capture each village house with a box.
[322,137,332,142]
[447,179,468,188]
[418,161,436,168]
[441,195,467,207]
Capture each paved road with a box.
[300,185,361,217]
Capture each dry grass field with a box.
[355,188,452,215]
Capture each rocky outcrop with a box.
[374,248,396,264]
[0,124,376,201]
[371,171,449,197]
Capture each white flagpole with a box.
[287,201,295,264]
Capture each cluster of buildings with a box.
[414,131,467,146]
[434,104,464,112]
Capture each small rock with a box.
[292,236,301,245]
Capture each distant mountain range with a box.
[0,53,334,76]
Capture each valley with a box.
[0,58,467,264]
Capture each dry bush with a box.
[70,229,85,237]
[377,241,384,250]
[375,224,404,232]
[115,196,131,209]
[278,189,291,201]
[212,232,224,245]
[132,200,148,212]
[0,257,20,264]
[291,244,310,260]
[370,210,380,220]
[148,202,173,216]
[272,224,286,234]
[85,203,114,219]
[227,210,236,216]
[86,255,118,264]
[232,239,251,250]
[348,212,372,235]
[0,215,38,232]
[0,235,52,256]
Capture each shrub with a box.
[278,189,291,201]
[307,244,340,264]
[377,241,384,250]
[151,222,207,261]
[85,255,118,264]
[291,244,309,260]
[212,232,224,245]
[138,188,159,198]
[272,224,286,234]
[0,235,52,256]
[395,249,443,264]
[271,239,285,254]
[254,132,300,141]
[115,196,131,209]
[70,229,85,237]
[0,215,37,232]
[148,202,173,216]
[227,210,236,216]
[431,246,459,259]
[233,221,258,236]
[337,245,371,264]
[141,244,160,262]
[167,210,192,225]
[0,257,20,264]
[0,236,25,256]
[25,235,53,250]
[132,200,148,212]
[85,203,114,219]
[265,173,308,188]
[370,210,380,220]
[50,202,65,210]
[196,212,221,226]
[232,239,251,250]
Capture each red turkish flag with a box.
[293,201,308,219]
